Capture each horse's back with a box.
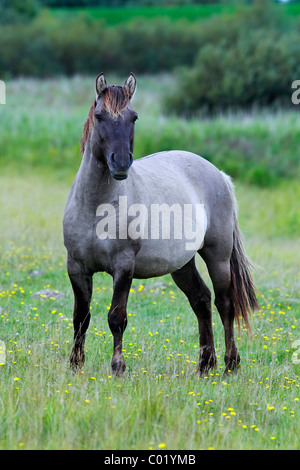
[135,150,221,180]
[132,150,233,219]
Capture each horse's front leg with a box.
[108,255,135,375]
[68,256,93,371]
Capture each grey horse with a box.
[63,73,258,375]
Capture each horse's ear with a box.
[124,73,137,100]
[95,73,108,98]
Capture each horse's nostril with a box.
[111,153,116,164]
[129,153,133,164]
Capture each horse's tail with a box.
[222,173,259,332]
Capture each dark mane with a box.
[80,99,96,155]
[80,86,130,155]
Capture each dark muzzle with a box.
[108,152,133,180]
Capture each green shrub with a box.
[164,3,300,115]
[0,13,204,77]
[0,0,40,24]
[115,18,202,74]
[1,0,300,118]
[165,31,300,114]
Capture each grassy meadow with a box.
[0,76,299,450]
[51,3,300,25]
[51,4,235,25]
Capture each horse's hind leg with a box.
[200,247,240,374]
[68,256,93,371]
[171,257,217,374]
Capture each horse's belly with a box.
[132,203,207,277]
[64,195,207,277]
[133,239,201,278]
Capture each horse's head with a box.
[90,73,138,180]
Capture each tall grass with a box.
[1,75,300,185]
[0,172,299,450]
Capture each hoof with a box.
[70,347,85,372]
[111,357,126,376]
[224,353,241,375]
[197,348,217,376]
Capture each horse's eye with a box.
[132,115,139,123]
[95,114,103,121]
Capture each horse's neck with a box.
[75,147,117,206]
